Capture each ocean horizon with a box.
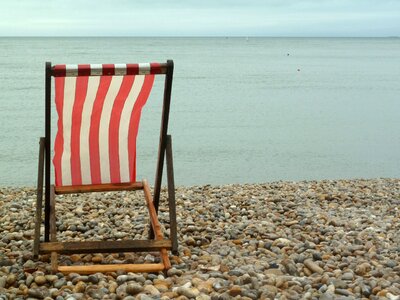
[0,37,399,186]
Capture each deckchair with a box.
[33,61,178,274]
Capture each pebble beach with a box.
[0,178,399,299]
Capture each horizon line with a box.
[0,35,399,38]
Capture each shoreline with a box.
[1,178,399,299]
[1,176,398,189]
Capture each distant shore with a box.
[1,178,399,298]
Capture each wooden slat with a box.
[143,180,163,240]
[58,263,165,274]
[51,252,58,273]
[40,240,171,254]
[143,180,171,270]
[55,182,143,194]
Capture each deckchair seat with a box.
[34,60,178,274]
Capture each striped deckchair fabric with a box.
[53,63,161,187]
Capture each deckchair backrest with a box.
[52,63,166,187]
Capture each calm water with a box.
[0,37,399,186]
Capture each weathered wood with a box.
[49,186,57,241]
[45,62,51,242]
[143,180,163,239]
[58,263,166,274]
[49,185,58,273]
[153,60,174,216]
[51,252,58,274]
[166,135,178,255]
[160,248,171,270]
[55,182,143,194]
[143,180,171,270]
[40,240,172,254]
[33,137,45,258]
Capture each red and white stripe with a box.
[53,63,163,77]
[53,70,155,186]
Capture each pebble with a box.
[73,281,86,293]
[228,285,242,297]
[176,287,200,298]
[196,295,211,300]
[304,259,324,274]
[28,288,46,299]
[355,262,371,275]
[167,268,183,277]
[35,275,47,285]
[0,259,13,267]
[0,277,6,288]
[341,272,354,281]
[144,284,160,296]
[54,278,66,289]
[6,274,16,286]
[23,260,36,269]
[126,283,143,295]
[88,274,99,284]
[0,179,399,298]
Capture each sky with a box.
[0,0,399,37]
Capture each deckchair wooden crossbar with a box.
[58,263,165,275]
[55,182,144,194]
[51,62,169,77]
[40,239,172,255]
[34,60,178,274]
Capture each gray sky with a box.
[1,0,399,37]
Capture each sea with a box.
[0,37,399,187]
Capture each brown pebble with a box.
[220,264,229,273]
[73,281,86,293]
[92,254,103,263]
[183,248,191,257]
[377,289,388,297]
[229,285,242,297]
[70,254,82,262]
[304,259,324,274]
[355,262,371,275]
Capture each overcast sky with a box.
[1,0,399,37]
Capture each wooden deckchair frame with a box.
[33,60,178,274]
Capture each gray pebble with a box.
[167,268,183,277]
[341,272,354,281]
[176,287,199,298]
[88,274,99,284]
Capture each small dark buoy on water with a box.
[297,69,300,72]
[287,53,290,56]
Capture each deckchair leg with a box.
[166,135,178,255]
[143,180,171,270]
[49,185,58,273]
[34,137,45,258]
